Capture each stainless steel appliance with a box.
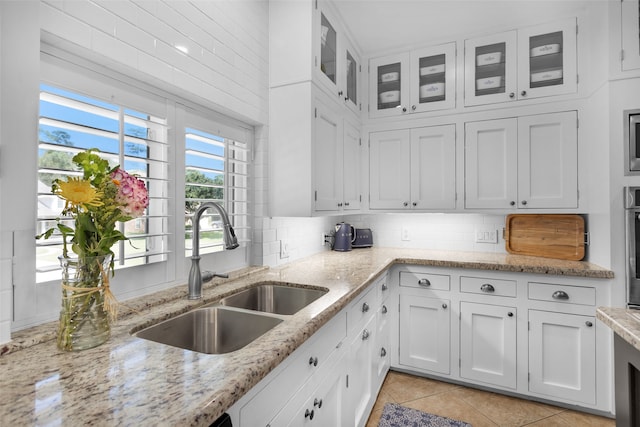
[625,109,640,173]
[625,186,640,307]
[352,228,374,248]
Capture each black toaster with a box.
[352,228,373,248]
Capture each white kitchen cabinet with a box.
[270,83,361,216]
[370,124,456,210]
[464,18,576,106]
[399,294,451,374]
[464,111,577,210]
[347,314,376,427]
[621,0,640,71]
[369,43,456,118]
[528,310,596,405]
[460,301,517,389]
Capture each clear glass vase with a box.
[57,254,112,351]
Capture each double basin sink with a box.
[134,283,328,354]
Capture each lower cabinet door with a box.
[375,301,391,390]
[347,314,376,427]
[528,310,596,405]
[399,294,451,374]
[460,301,517,389]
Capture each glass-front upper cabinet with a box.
[465,18,576,106]
[410,43,456,113]
[622,0,640,71]
[464,31,517,106]
[314,2,362,113]
[369,52,411,118]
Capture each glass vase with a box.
[57,254,112,351]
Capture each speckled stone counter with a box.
[0,248,613,426]
[597,307,640,352]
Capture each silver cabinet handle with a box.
[309,356,318,366]
[411,105,416,110]
[403,201,409,207]
[509,92,515,98]
[402,107,407,112]
[314,398,323,408]
[362,302,370,313]
[418,278,431,287]
[380,347,387,357]
[480,283,495,293]
[552,290,569,300]
[382,305,388,314]
[412,202,417,207]
[521,200,528,206]
[362,329,370,340]
[381,283,388,291]
[586,321,593,327]
[510,201,516,206]
[305,409,314,420]
[521,90,527,97]
[442,303,448,309]
[507,312,514,317]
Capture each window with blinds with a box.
[36,84,170,283]
[185,128,249,257]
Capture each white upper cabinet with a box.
[465,18,577,106]
[369,43,456,118]
[622,0,640,71]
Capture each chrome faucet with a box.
[188,202,239,299]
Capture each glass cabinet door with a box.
[320,12,337,85]
[345,49,358,108]
[465,31,517,106]
[410,42,456,113]
[369,53,410,118]
[517,18,576,99]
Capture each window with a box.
[36,84,170,283]
[184,127,249,257]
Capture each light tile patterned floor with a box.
[366,371,616,427]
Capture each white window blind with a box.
[185,128,249,257]
[36,84,170,283]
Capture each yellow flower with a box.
[55,177,103,209]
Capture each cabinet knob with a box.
[344,202,350,206]
[509,92,515,98]
[362,329,370,340]
[309,356,318,366]
[510,201,516,206]
[480,283,495,293]
[507,312,514,317]
[382,305,388,314]
[381,283,388,291]
[586,321,593,327]
[521,200,528,206]
[412,105,417,111]
[521,90,527,97]
[337,202,343,207]
[338,90,343,96]
[412,201,417,207]
[344,97,348,101]
[552,290,570,300]
[380,347,387,357]
[362,302,370,313]
[402,107,407,112]
[305,409,314,420]
[403,202,409,207]
[314,398,323,408]
[442,303,448,309]
[418,278,431,287]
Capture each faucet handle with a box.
[201,271,229,282]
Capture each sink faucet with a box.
[188,202,239,299]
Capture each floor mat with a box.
[378,402,472,427]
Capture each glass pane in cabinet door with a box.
[418,54,446,104]
[475,43,506,96]
[529,31,563,88]
[346,50,357,107]
[377,62,401,110]
[320,13,337,84]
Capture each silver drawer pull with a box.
[380,347,387,357]
[480,283,495,293]
[362,302,370,313]
[418,278,431,287]
[381,283,388,291]
[305,409,314,419]
[586,321,593,327]
[308,356,318,366]
[552,290,569,300]
[362,329,370,340]
[314,398,323,408]
[382,305,388,314]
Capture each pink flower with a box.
[110,168,149,218]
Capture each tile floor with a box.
[366,371,616,427]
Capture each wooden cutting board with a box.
[504,214,585,261]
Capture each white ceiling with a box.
[331,0,594,55]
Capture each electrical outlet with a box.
[475,228,498,244]
[401,227,410,241]
[280,240,290,258]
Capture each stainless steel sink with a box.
[217,283,328,315]
[135,307,283,354]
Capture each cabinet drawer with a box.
[460,276,517,297]
[349,285,377,333]
[528,282,595,306]
[239,311,346,426]
[399,271,450,291]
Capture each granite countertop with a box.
[0,248,613,426]
[597,307,640,352]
